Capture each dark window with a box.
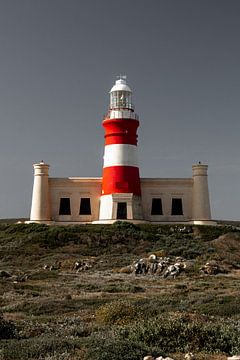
[171,198,183,215]
[151,198,163,215]
[117,202,127,219]
[80,198,91,215]
[59,198,71,215]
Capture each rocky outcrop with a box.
[122,254,188,278]
[200,260,228,275]
[143,353,195,360]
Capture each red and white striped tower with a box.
[99,76,143,221]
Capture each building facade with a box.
[29,78,212,225]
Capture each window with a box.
[171,198,183,215]
[117,202,127,219]
[59,198,71,215]
[80,198,91,215]
[151,198,163,215]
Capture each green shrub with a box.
[28,271,59,281]
[112,221,139,230]
[86,337,163,360]
[95,299,143,325]
[102,283,145,293]
[0,314,17,339]
[10,299,83,316]
[1,336,80,360]
[5,223,48,234]
[195,295,240,317]
[117,315,240,354]
[70,324,92,338]
[194,225,237,241]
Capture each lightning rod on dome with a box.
[117,75,127,80]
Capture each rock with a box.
[118,265,133,274]
[0,270,11,278]
[44,262,61,271]
[134,259,148,275]
[73,261,82,270]
[73,260,92,272]
[76,262,92,272]
[130,255,186,278]
[13,274,28,282]
[163,264,182,278]
[227,356,240,360]
[200,260,227,275]
[185,353,195,360]
[143,357,155,360]
[148,254,157,262]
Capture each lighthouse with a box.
[98,76,143,222]
[28,76,213,225]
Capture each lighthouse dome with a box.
[110,78,132,93]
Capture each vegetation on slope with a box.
[0,222,240,360]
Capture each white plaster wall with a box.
[99,195,113,220]
[141,178,193,222]
[132,195,143,220]
[49,178,102,222]
[48,177,195,223]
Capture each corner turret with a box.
[30,161,51,223]
[192,163,211,224]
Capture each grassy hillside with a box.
[1,222,240,360]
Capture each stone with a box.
[0,270,11,278]
[143,357,155,360]
[185,353,195,360]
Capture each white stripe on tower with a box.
[103,144,138,167]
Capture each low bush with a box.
[117,314,240,354]
[9,299,83,316]
[112,221,139,230]
[102,283,145,293]
[38,352,72,360]
[5,223,48,234]
[1,337,80,360]
[95,299,143,325]
[86,337,163,360]
[0,314,17,339]
[195,295,240,317]
[194,225,238,241]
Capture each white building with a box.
[29,78,212,225]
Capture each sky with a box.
[0,0,240,220]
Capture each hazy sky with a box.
[0,0,240,220]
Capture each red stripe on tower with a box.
[101,77,141,197]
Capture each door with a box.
[117,202,127,219]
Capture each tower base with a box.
[98,193,143,221]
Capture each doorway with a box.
[117,202,127,219]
